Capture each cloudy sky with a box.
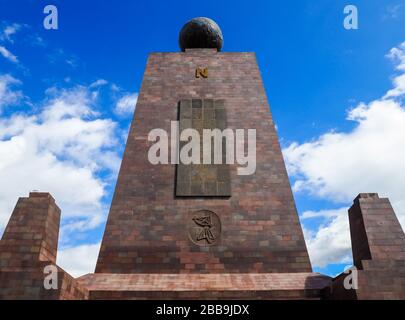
[0,0,404,277]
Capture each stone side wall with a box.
[96,49,311,274]
[0,193,88,300]
[0,192,60,267]
[328,194,405,300]
[0,263,88,300]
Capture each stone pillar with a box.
[349,193,405,269]
[328,193,405,299]
[0,192,88,299]
[1,192,60,268]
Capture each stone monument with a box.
[1,17,404,300]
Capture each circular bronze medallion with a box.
[187,210,221,246]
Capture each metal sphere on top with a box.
[179,17,223,52]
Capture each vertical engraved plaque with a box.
[176,99,231,197]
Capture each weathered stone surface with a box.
[0,193,88,300]
[327,194,405,300]
[78,272,331,300]
[0,192,60,268]
[96,49,312,275]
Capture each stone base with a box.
[0,262,88,300]
[3,192,405,300]
[77,273,331,300]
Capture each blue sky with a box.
[0,0,405,277]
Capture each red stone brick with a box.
[96,49,311,275]
[327,194,405,300]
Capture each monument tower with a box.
[75,17,335,298]
[95,17,311,275]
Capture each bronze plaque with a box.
[176,99,231,197]
[187,210,221,246]
[195,67,208,78]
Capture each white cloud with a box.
[110,83,120,92]
[284,41,405,267]
[0,23,22,43]
[115,93,138,115]
[90,79,108,88]
[383,42,405,98]
[301,207,348,219]
[384,73,405,98]
[285,99,405,216]
[0,74,23,110]
[30,35,46,47]
[384,42,405,98]
[57,242,101,277]
[387,42,405,71]
[383,4,402,20]
[0,46,18,63]
[47,49,80,69]
[302,208,352,268]
[0,83,121,238]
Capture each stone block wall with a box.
[328,194,405,299]
[96,49,311,274]
[0,192,88,300]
